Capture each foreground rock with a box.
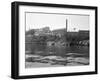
[25,54,89,68]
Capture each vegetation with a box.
[25,28,89,46]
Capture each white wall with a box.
[0,0,99,81]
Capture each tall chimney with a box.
[66,19,67,32]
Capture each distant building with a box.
[79,30,89,35]
[66,30,89,37]
[78,30,89,39]
[52,28,67,37]
[34,27,52,36]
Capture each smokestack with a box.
[66,19,67,32]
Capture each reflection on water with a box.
[25,43,89,68]
[26,43,89,57]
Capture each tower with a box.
[66,19,67,32]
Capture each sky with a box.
[26,12,89,31]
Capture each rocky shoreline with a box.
[25,53,89,68]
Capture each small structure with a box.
[47,41,55,46]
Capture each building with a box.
[34,27,52,36]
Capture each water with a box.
[26,43,89,57]
[25,43,89,68]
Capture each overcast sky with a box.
[26,12,89,31]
